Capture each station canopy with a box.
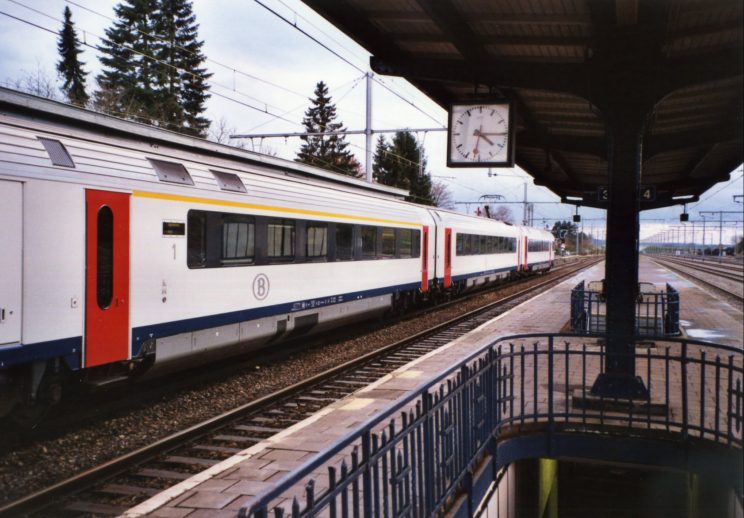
[302,0,743,209]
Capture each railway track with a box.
[649,254,743,302]
[652,255,743,281]
[0,258,601,517]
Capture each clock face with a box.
[447,102,514,167]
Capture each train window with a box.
[399,229,413,258]
[222,216,254,264]
[148,158,195,186]
[96,206,114,309]
[480,235,488,254]
[456,234,463,255]
[187,211,207,268]
[412,230,421,258]
[210,170,247,193]
[306,223,328,259]
[267,218,295,260]
[381,228,395,258]
[464,234,473,254]
[361,226,377,259]
[38,137,75,167]
[335,223,354,261]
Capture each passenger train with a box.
[0,88,554,419]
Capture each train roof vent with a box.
[147,158,194,185]
[210,169,247,193]
[38,137,75,167]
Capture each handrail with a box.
[239,333,743,518]
[570,282,681,336]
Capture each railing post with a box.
[682,340,689,438]
[362,432,372,518]
[548,335,555,431]
[460,364,471,465]
[422,390,435,515]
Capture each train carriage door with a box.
[444,228,452,288]
[0,181,22,345]
[85,190,130,368]
[421,226,429,292]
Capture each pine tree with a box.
[95,0,211,134]
[155,0,211,136]
[56,7,89,106]
[374,131,434,205]
[296,81,361,177]
[371,135,395,184]
[95,0,159,122]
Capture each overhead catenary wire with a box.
[688,170,744,210]
[251,0,446,129]
[272,0,369,71]
[244,75,367,133]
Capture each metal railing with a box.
[570,281,680,336]
[239,334,743,518]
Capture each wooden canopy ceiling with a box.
[302,0,743,208]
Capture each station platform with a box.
[123,257,743,517]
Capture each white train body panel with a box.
[0,180,22,346]
[21,181,85,347]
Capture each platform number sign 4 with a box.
[640,186,656,202]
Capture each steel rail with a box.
[653,255,743,282]
[650,256,743,303]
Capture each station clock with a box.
[447,101,515,167]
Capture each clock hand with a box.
[476,131,508,136]
[473,128,503,146]
[472,125,482,156]
[473,129,495,146]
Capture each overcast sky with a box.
[1,0,741,241]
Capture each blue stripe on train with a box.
[130,282,422,357]
[0,337,82,370]
[451,265,515,283]
[2,263,546,370]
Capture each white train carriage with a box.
[431,210,521,293]
[0,88,436,414]
[0,88,555,419]
[516,225,555,272]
